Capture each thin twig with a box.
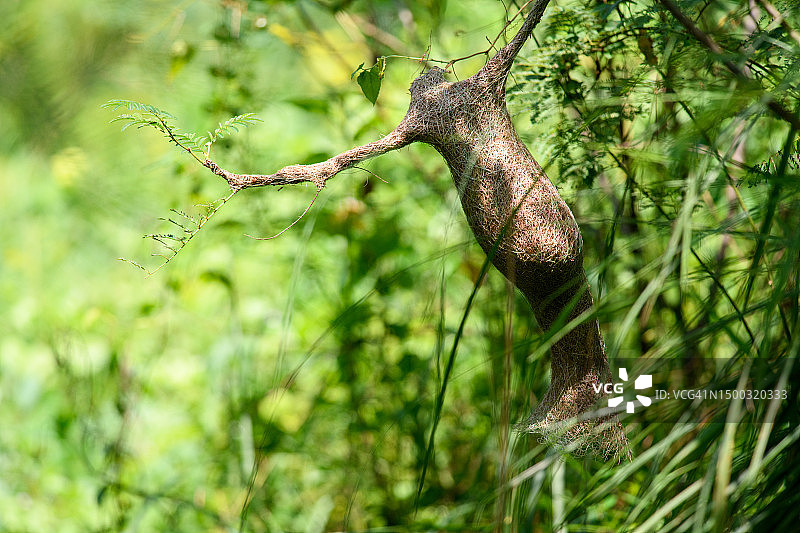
[143,190,237,277]
[445,0,536,70]
[756,0,800,47]
[353,165,389,184]
[658,0,800,129]
[244,186,322,241]
[156,115,204,164]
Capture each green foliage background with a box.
[1,0,798,531]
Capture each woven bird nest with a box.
[206,0,628,459]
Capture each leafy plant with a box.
[6,0,797,531]
[351,57,386,105]
[103,99,261,162]
[102,99,260,275]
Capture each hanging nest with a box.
[206,0,629,460]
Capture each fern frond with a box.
[104,101,261,160]
[744,138,800,186]
[201,113,263,145]
[102,100,173,118]
[102,99,175,119]
[104,101,258,275]
[170,209,198,225]
[118,192,237,277]
[110,115,165,134]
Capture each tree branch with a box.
[201,0,552,192]
[202,128,411,191]
[482,0,551,78]
[756,0,800,48]
[658,0,800,130]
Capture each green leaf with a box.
[350,62,365,80]
[101,99,175,119]
[356,58,385,105]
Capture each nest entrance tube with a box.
[207,0,628,459]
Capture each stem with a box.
[203,128,410,190]
[552,457,567,533]
[658,0,800,129]
[482,0,551,78]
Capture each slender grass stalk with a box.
[552,457,566,533]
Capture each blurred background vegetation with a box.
[1,0,798,531]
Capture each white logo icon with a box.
[608,368,652,413]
